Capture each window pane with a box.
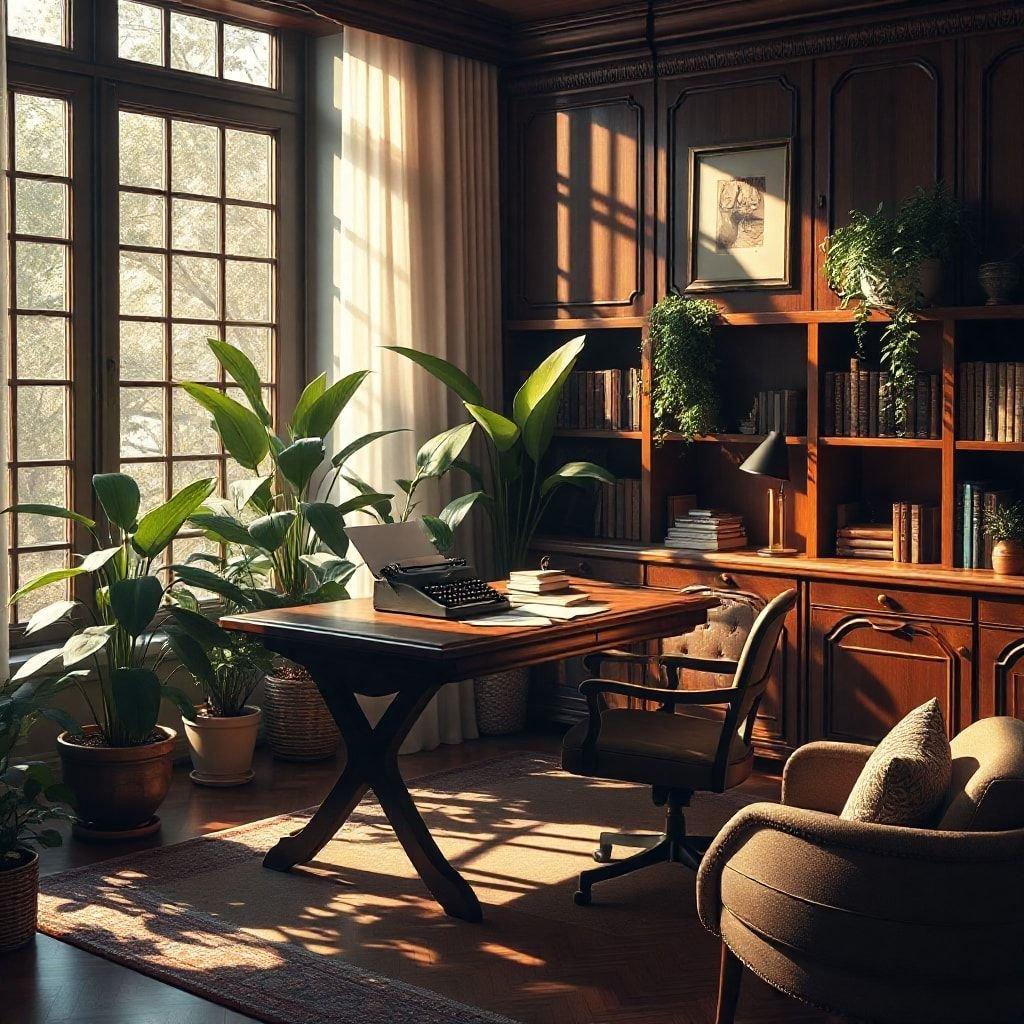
[15,179,69,239]
[170,12,217,77]
[119,0,164,66]
[171,120,220,197]
[173,458,219,494]
[14,93,68,176]
[172,198,220,253]
[16,315,67,379]
[171,254,220,319]
[7,0,67,46]
[120,111,166,189]
[122,460,166,512]
[120,320,165,380]
[171,322,220,381]
[226,325,271,378]
[225,204,271,258]
[225,260,271,321]
[120,387,165,457]
[16,386,67,460]
[16,548,69,624]
[222,24,272,88]
[172,387,219,455]
[120,191,166,248]
[16,241,68,311]
[16,466,68,545]
[120,250,166,316]
[225,130,272,203]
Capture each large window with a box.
[5,0,302,639]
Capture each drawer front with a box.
[534,551,643,585]
[810,581,971,622]
[979,597,1024,628]
[646,564,793,599]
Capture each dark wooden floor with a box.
[6,731,799,1024]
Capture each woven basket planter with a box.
[0,851,39,953]
[263,671,340,762]
[474,668,530,736]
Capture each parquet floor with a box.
[5,732,830,1024]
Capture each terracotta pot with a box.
[0,851,38,953]
[474,668,530,736]
[262,671,339,761]
[978,260,1020,305]
[992,540,1024,577]
[57,725,176,841]
[182,706,261,787]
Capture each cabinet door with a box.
[808,608,972,743]
[978,625,1024,722]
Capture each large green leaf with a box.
[439,490,488,531]
[415,423,476,478]
[229,476,273,514]
[187,512,254,547]
[385,347,484,405]
[80,546,122,573]
[540,460,616,497]
[305,580,349,604]
[300,502,349,557]
[180,383,269,470]
[305,370,370,440]
[9,567,87,607]
[299,553,357,586]
[513,336,586,460]
[93,473,141,531]
[422,515,454,553]
[164,626,215,685]
[132,478,217,558]
[331,428,408,469]
[61,625,115,668]
[337,473,395,522]
[11,647,64,683]
[3,503,96,530]
[248,510,297,552]
[277,437,325,493]
[167,606,232,649]
[170,564,252,608]
[209,339,271,425]
[24,600,79,636]
[289,373,326,438]
[464,404,519,452]
[109,576,164,637]
[110,668,161,740]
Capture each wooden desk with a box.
[221,579,713,922]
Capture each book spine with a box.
[915,374,928,439]
[878,372,891,436]
[1016,363,1024,443]
[985,363,997,441]
[972,487,983,569]
[910,504,921,564]
[823,373,834,435]
[858,368,869,437]
[849,359,860,437]
[998,362,1008,443]
[836,372,846,436]
[962,483,972,568]
[868,371,879,437]
[1008,362,1018,442]
[929,374,939,439]
[892,502,901,562]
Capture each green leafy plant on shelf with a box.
[822,183,967,429]
[387,337,615,575]
[648,295,720,442]
[3,472,215,746]
[983,500,1024,544]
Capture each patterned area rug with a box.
[38,754,759,1024]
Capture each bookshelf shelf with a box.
[553,428,642,440]
[507,317,647,331]
[955,440,1024,452]
[666,433,807,446]
[819,436,942,449]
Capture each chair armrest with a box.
[781,741,876,813]
[582,649,661,674]
[579,677,740,707]
[660,653,741,676]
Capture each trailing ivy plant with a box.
[822,183,966,430]
[648,295,720,442]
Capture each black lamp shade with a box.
[739,429,790,481]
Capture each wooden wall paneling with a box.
[660,63,813,311]
[813,41,956,308]
[507,84,654,320]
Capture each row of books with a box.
[835,502,940,563]
[958,482,1011,569]
[738,389,805,436]
[663,509,747,551]
[823,362,940,439]
[957,362,1024,442]
[593,478,642,541]
[557,369,642,431]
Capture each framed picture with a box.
[686,139,792,292]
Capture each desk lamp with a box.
[739,430,797,557]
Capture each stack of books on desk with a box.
[663,509,747,551]
[504,570,608,619]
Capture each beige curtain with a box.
[309,28,501,752]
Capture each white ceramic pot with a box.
[182,706,261,787]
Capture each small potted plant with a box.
[5,472,211,840]
[984,500,1024,576]
[1,675,77,951]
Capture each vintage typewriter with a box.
[345,522,509,620]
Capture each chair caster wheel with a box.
[593,845,612,863]
[573,889,592,906]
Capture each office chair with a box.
[561,587,797,906]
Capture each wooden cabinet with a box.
[978,626,1024,722]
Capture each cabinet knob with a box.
[877,593,898,610]
[719,572,736,587]
[956,645,971,660]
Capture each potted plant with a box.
[984,501,1024,576]
[822,183,967,430]
[387,337,615,733]
[648,295,720,442]
[0,675,77,951]
[4,472,212,840]
[180,340,394,761]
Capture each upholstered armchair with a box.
[696,716,1024,1024]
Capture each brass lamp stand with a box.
[739,430,798,557]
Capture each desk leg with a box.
[262,680,482,923]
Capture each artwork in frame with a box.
[686,139,792,292]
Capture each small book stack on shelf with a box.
[834,501,938,563]
[836,521,894,560]
[959,481,1012,568]
[664,509,747,551]
[957,361,1024,441]
[739,389,805,435]
[594,478,641,541]
[557,368,642,430]
[891,502,941,563]
[823,359,939,439]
